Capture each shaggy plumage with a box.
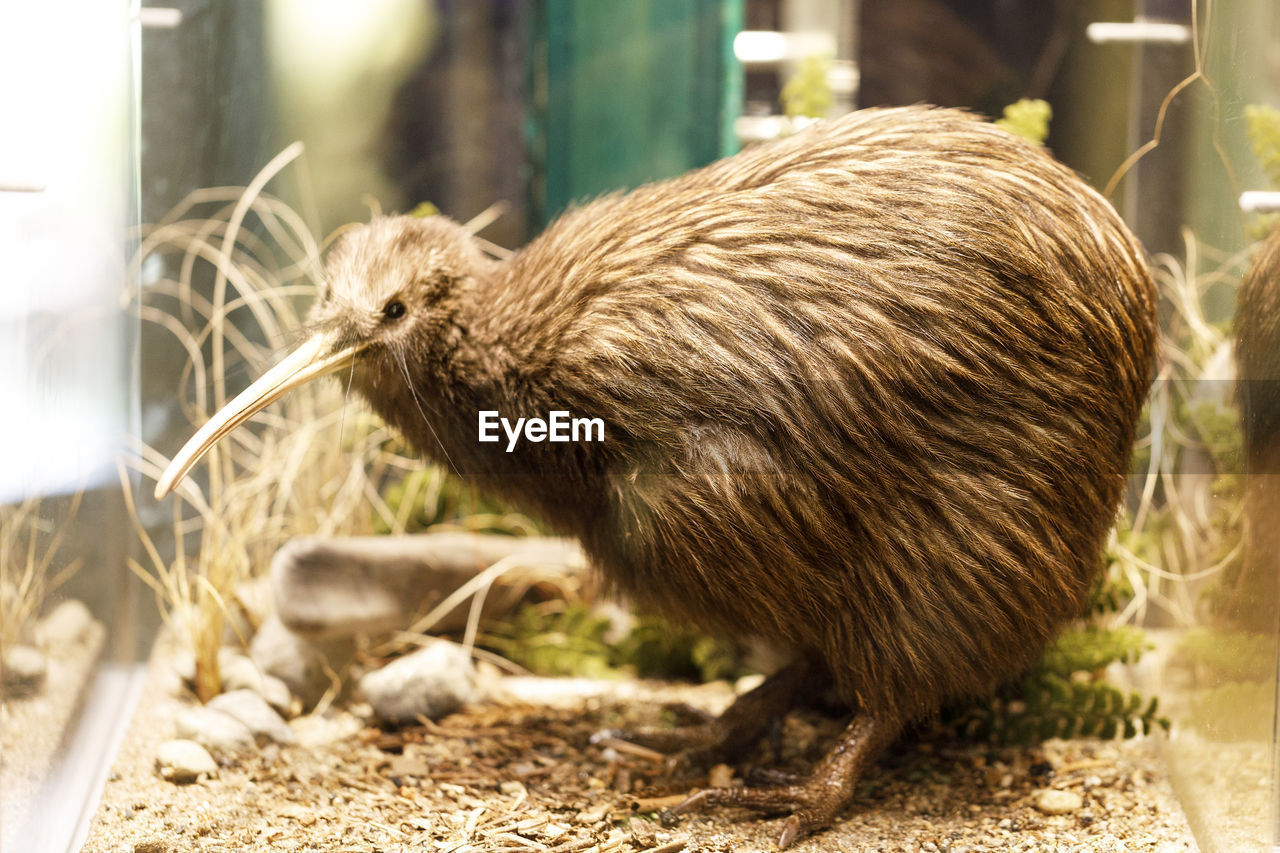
[302,105,1157,844]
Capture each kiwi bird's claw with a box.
[671,784,836,848]
[671,788,712,815]
[746,766,803,787]
[777,815,802,850]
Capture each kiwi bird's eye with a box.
[383,299,406,320]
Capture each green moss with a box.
[482,601,617,678]
[480,601,747,683]
[995,99,1052,145]
[408,200,441,218]
[1039,625,1151,676]
[780,55,832,120]
[1245,104,1280,188]
[613,615,743,683]
[375,466,546,536]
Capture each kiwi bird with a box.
[156,106,1157,847]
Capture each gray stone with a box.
[359,639,478,725]
[207,689,296,745]
[156,739,218,783]
[249,614,344,710]
[35,598,95,646]
[2,644,47,695]
[271,533,585,638]
[1032,788,1083,815]
[220,653,294,717]
[174,706,255,756]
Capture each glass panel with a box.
[0,1,137,850]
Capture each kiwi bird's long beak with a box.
[153,332,364,500]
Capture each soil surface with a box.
[0,621,105,848]
[81,649,1198,853]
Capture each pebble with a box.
[207,689,297,745]
[708,764,734,788]
[156,739,218,783]
[35,598,95,646]
[220,653,294,716]
[2,644,48,695]
[249,614,345,709]
[359,639,478,724]
[174,706,255,756]
[1032,787,1084,815]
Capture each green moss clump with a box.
[408,200,441,218]
[1245,104,1280,187]
[995,98,1052,145]
[481,602,746,683]
[375,466,546,536]
[482,601,617,679]
[781,55,832,120]
[613,615,743,683]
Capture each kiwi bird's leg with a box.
[607,659,825,766]
[674,712,902,850]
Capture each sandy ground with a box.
[0,621,105,848]
[75,639,1203,853]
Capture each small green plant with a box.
[613,614,742,683]
[1039,625,1151,676]
[939,621,1167,746]
[1245,104,1280,238]
[944,673,1167,745]
[780,55,832,120]
[995,98,1052,145]
[373,465,544,537]
[481,601,746,683]
[481,601,616,678]
[1245,104,1280,187]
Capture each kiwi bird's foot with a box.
[595,659,824,767]
[673,713,899,850]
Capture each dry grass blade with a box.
[0,490,84,655]
[122,145,423,699]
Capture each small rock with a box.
[174,706,255,756]
[226,576,275,644]
[172,651,196,687]
[1032,787,1083,815]
[207,689,297,745]
[249,614,346,709]
[2,644,48,695]
[133,841,172,853]
[35,598,95,646]
[359,639,477,725]
[221,654,294,716]
[156,739,217,783]
[709,764,734,788]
